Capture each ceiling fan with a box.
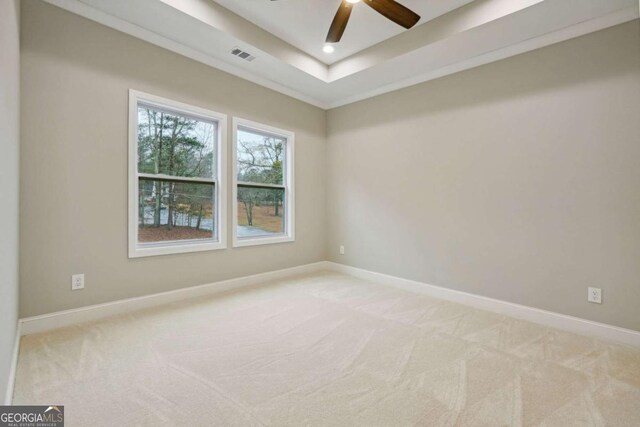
[271,0,421,43]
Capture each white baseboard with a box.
[4,321,21,405]
[20,261,330,336]
[18,260,640,348]
[326,262,640,348]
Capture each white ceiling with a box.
[43,0,639,109]
[212,0,476,64]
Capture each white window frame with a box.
[232,117,295,247]
[128,90,227,258]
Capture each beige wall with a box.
[327,21,640,331]
[0,0,20,399]
[19,0,640,333]
[20,1,326,317]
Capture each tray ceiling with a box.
[43,0,639,108]
[212,0,476,64]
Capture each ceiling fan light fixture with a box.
[325,0,420,44]
[323,44,335,53]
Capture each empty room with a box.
[1,0,640,425]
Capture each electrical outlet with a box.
[71,274,85,290]
[339,245,345,255]
[588,287,601,304]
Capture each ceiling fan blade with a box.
[364,0,420,29]
[326,1,354,43]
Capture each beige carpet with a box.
[13,272,640,426]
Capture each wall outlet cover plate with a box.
[588,287,602,304]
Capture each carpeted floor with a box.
[13,272,640,426]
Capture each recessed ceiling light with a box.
[323,44,335,54]
[346,0,361,3]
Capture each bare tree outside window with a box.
[137,106,217,243]
[236,128,286,238]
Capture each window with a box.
[232,118,294,247]
[128,90,226,257]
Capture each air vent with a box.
[230,47,256,62]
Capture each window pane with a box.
[138,180,215,243]
[237,128,285,185]
[137,105,216,179]
[237,187,285,238]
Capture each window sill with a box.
[232,235,294,248]
[129,240,226,258]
